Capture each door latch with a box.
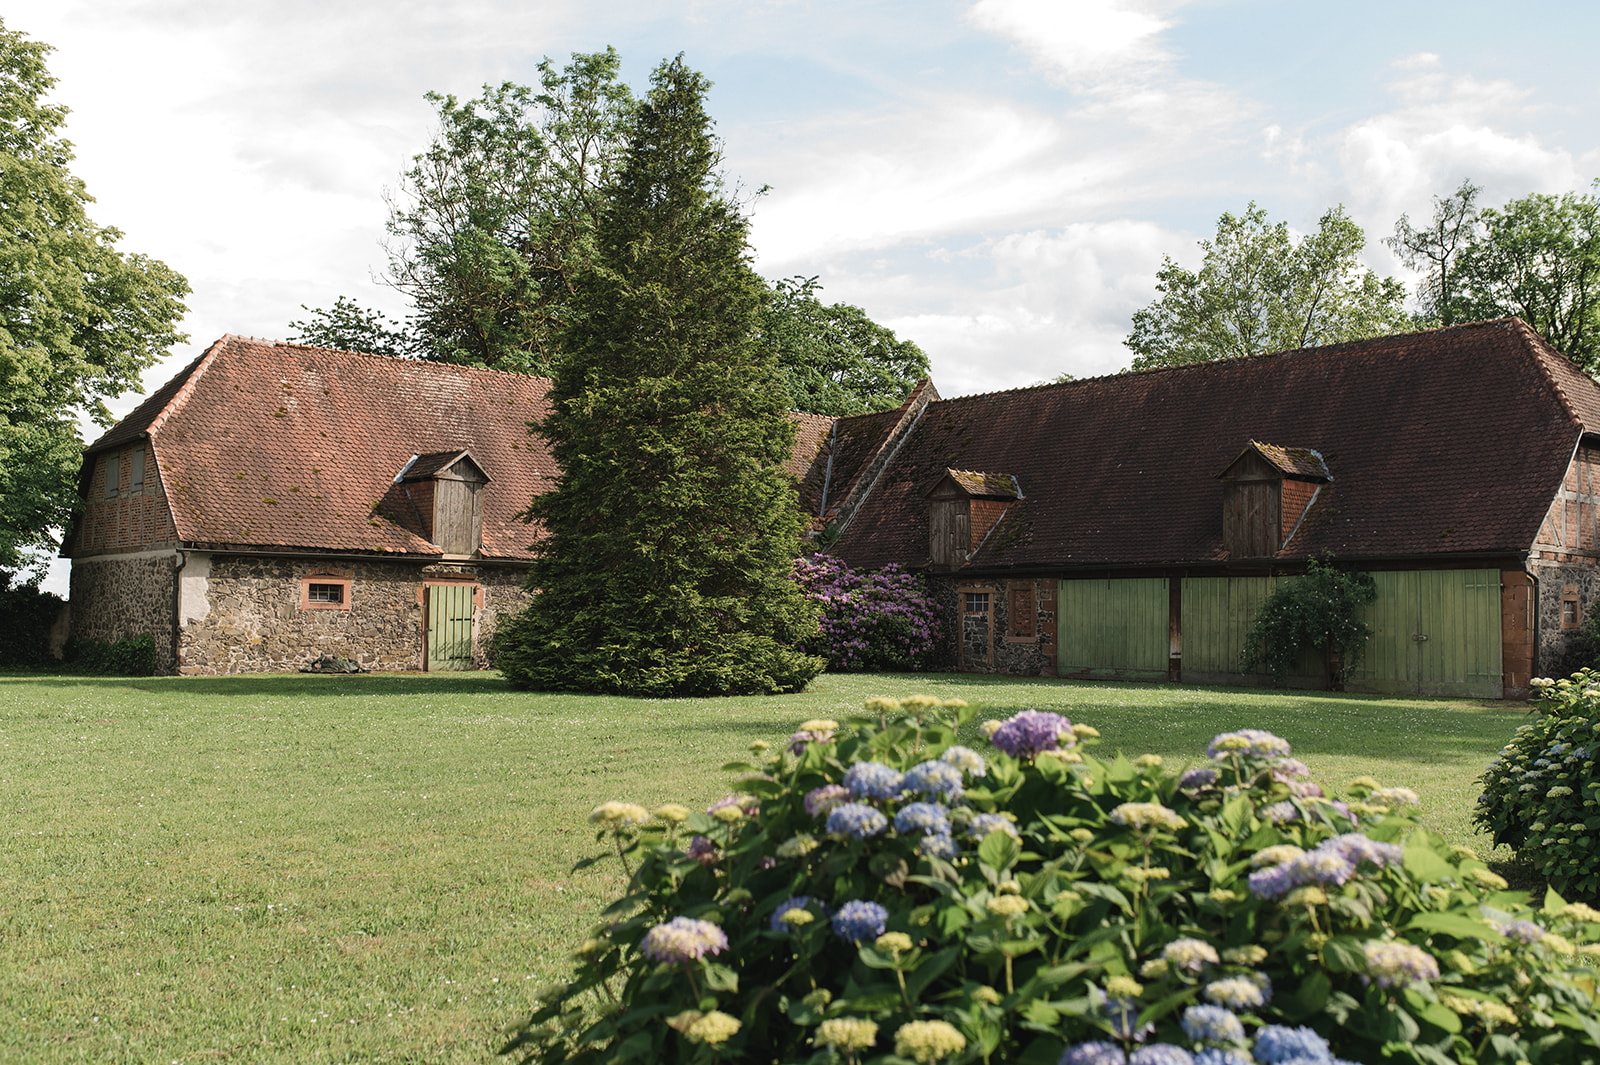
[1411,632,1429,642]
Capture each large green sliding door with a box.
[1347,570,1501,698]
[1056,578,1168,679]
[426,583,476,671]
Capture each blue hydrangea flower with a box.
[1180,1006,1245,1046]
[1129,1046,1194,1065]
[894,801,951,836]
[843,761,905,800]
[903,760,965,800]
[831,899,889,942]
[769,896,814,931]
[920,831,959,859]
[1207,729,1291,760]
[1179,766,1219,790]
[968,813,1020,840]
[1252,1026,1331,1065]
[1059,1042,1127,1065]
[1194,1051,1252,1065]
[827,802,889,839]
[940,745,987,776]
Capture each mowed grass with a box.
[0,671,1530,1063]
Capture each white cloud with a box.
[966,0,1177,90]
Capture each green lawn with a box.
[0,671,1529,1063]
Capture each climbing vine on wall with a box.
[1241,557,1377,685]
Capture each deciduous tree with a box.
[494,56,822,696]
[287,296,413,359]
[0,20,188,580]
[763,276,929,415]
[1125,203,1407,371]
[1385,179,1480,328]
[381,50,635,375]
[1450,185,1600,372]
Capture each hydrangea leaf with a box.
[1406,912,1500,939]
[1320,935,1367,973]
[978,831,1021,873]
[1401,838,1456,882]
[1402,988,1462,1034]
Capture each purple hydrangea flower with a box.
[1262,801,1300,824]
[843,761,905,800]
[894,802,951,836]
[1060,1042,1128,1065]
[903,760,966,800]
[1179,766,1220,790]
[1129,1047,1194,1065]
[686,836,718,866]
[1495,919,1546,944]
[831,899,889,942]
[827,802,889,839]
[1247,832,1403,900]
[1207,729,1292,760]
[990,710,1072,759]
[1181,1006,1245,1046]
[788,730,831,755]
[804,784,849,818]
[640,916,728,963]
[1252,1026,1331,1065]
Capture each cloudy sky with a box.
[12,0,1600,401]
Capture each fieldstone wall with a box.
[1531,560,1600,678]
[176,556,533,675]
[68,552,178,673]
[993,579,1053,676]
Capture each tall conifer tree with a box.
[495,57,822,695]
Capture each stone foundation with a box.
[68,551,179,673]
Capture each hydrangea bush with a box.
[505,697,1600,1065]
[792,556,941,671]
[1475,668,1600,899]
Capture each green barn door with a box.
[1350,570,1500,698]
[427,584,476,671]
[1057,578,1168,680]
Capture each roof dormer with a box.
[397,450,491,556]
[1216,441,1330,558]
[924,468,1021,570]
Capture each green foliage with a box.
[1386,179,1481,329]
[1126,203,1408,371]
[763,276,929,415]
[1241,559,1378,685]
[287,296,415,360]
[496,57,823,696]
[66,632,155,676]
[1450,184,1600,372]
[1475,668,1600,898]
[503,697,1600,1065]
[0,574,62,666]
[382,50,636,375]
[0,19,189,579]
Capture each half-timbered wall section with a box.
[1529,442,1600,673]
[72,441,180,556]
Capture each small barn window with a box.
[104,453,119,497]
[130,447,145,493]
[964,592,989,614]
[1563,585,1581,629]
[300,574,353,611]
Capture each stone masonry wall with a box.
[68,553,178,673]
[176,556,533,675]
[1531,559,1600,678]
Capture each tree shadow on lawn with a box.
[8,670,515,698]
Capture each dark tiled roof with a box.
[89,336,558,559]
[1236,441,1331,481]
[939,469,1022,499]
[830,319,1599,572]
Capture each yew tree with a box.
[495,56,822,696]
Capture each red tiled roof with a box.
[1231,442,1331,481]
[937,469,1022,499]
[86,336,557,559]
[829,319,1599,572]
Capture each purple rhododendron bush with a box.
[502,698,1600,1065]
[792,556,941,671]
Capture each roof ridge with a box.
[271,338,556,388]
[1503,317,1594,435]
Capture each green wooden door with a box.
[1181,576,1274,676]
[1057,578,1168,679]
[1348,570,1501,698]
[427,584,476,671]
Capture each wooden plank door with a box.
[426,584,476,671]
